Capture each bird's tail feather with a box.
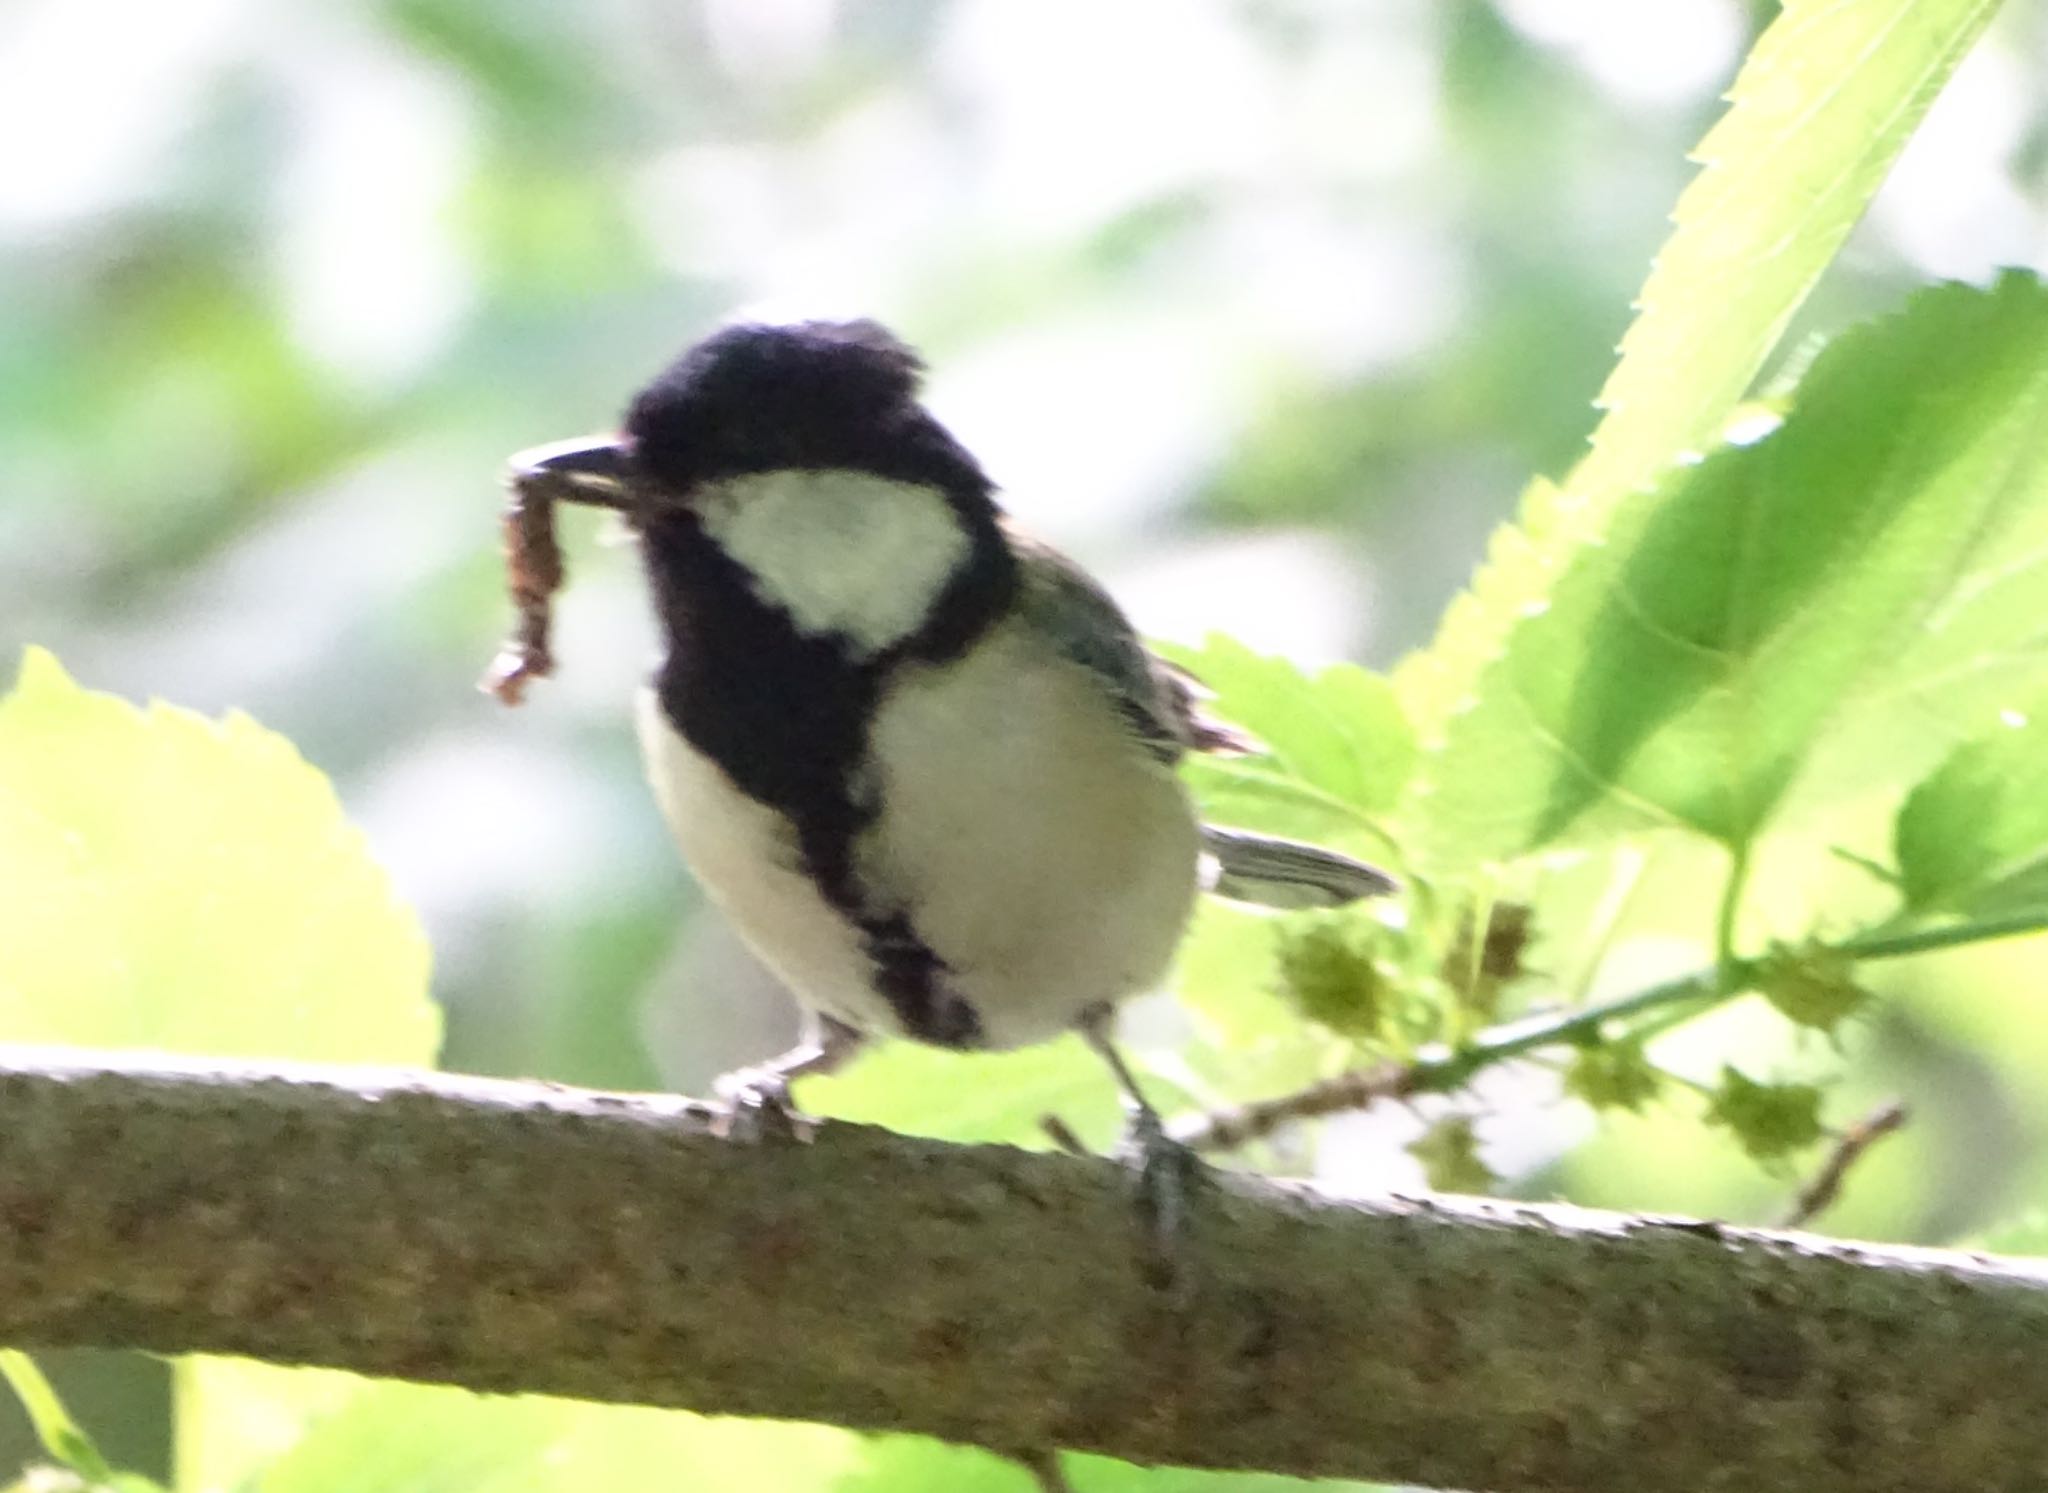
[1200,825,1398,909]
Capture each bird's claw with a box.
[1116,1097,1206,1299]
[712,1067,812,1144]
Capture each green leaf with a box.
[1172,900,1301,1048]
[1401,0,2001,739]
[1756,946,1870,1033]
[1064,1457,1382,1492]
[209,1374,860,1493]
[1161,636,1413,852]
[1564,1038,1663,1114]
[0,1351,119,1486]
[1170,902,1354,1117]
[839,1440,1392,1492]
[1974,1211,2048,1257]
[0,648,439,1063]
[0,650,440,1493]
[1896,695,2048,916]
[245,1385,559,1493]
[1416,275,2048,864]
[1177,757,1374,851]
[1408,1115,1496,1194]
[0,1472,164,1493]
[799,1035,1125,1150]
[1577,0,2001,507]
[833,1440,1046,1493]
[256,1388,1382,1493]
[1273,913,1391,1041]
[1705,1067,1823,1162]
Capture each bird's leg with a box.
[1077,1004,1204,1296]
[713,1013,865,1140]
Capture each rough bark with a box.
[0,1050,2043,1492]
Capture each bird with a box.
[501,317,1397,1129]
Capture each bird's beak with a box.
[505,435,637,512]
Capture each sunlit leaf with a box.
[0,648,438,1062]
[0,1351,142,1489]
[1705,1067,1823,1163]
[800,1035,1124,1150]
[1896,694,2048,917]
[1756,946,1869,1034]
[1402,0,2001,737]
[0,650,450,1492]
[1168,903,1355,1126]
[222,1375,858,1493]
[1273,913,1391,1041]
[1579,0,2000,502]
[832,1439,1041,1493]
[1172,901,1299,1048]
[1417,275,2048,864]
[1563,1038,1662,1114]
[247,1386,559,1493]
[1161,636,1412,854]
[1975,1212,2048,1257]
[839,1437,1394,1492]
[1408,1114,1497,1195]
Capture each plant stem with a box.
[0,1349,114,1483]
[1570,845,1649,1004]
[1715,840,1751,979]
[1184,903,2048,1150]
[1412,964,1727,1093]
[1841,908,2048,962]
[1428,904,2048,1094]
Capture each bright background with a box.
[7,0,2048,1475]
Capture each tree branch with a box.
[0,1050,2045,1491]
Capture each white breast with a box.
[635,690,884,1033]
[635,619,1202,1051]
[855,619,1202,1048]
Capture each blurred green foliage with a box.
[0,650,437,1058]
[7,0,2048,1487]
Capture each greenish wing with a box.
[1011,530,1193,766]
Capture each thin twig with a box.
[1175,968,1725,1151]
[1779,1100,1909,1230]
[1716,841,1752,978]
[1039,1113,1091,1157]
[1173,1061,1418,1150]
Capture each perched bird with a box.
[505,318,1395,1121]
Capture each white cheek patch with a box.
[698,470,972,655]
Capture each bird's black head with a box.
[623,319,985,498]
[600,318,1018,929]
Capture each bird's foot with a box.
[709,1017,865,1144]
[711,1065,813,1143]
[1115,1095,1207,1300]
[1075,1005,1209,1300]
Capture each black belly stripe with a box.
[637,454,1014,1045]
[858,913,983,1047]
